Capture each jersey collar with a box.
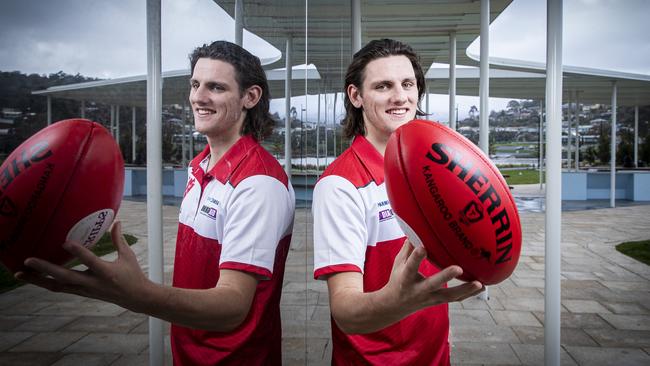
[190,135,258,185]
[351,135,384,185]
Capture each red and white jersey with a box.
[172,135,294,365]
[313,135,450,366]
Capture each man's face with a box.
[189,58,247,139]
[350,55,419,141]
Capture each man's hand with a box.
[16,221,258,332]
[384,240,484,315]
[15,221,151,312]
[328,240,484,334]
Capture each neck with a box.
[206,133,242,171]
[365,130,389,157]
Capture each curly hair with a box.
[342,39,427,139]
[189,41,274,140]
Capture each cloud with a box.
[467,0,650,75]
[0,0,279,78]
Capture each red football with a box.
[0,119,124,273]
[385,119,521,285]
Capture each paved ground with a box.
[1,184,649,365]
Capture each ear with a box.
[347,84,363,109]
[242,85,263,109]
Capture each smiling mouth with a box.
[195,108,215,116]
[386,108,408,115]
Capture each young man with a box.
[17,41,295,365]
[312,39,484,365]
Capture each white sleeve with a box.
[312,175,368,279]
[220,175,295,278]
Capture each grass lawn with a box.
[501,169,544,185]
[0,232,137,293]
[616,240,650,266]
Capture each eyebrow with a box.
[189,79,228,89]
[368,77,416,87]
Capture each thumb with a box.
[110,221,131,256]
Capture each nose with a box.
[190,85,207,105]
[390,85,408,104]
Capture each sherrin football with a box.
[0,119,124,273]
[384,119,521,285]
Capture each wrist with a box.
[125,277,160,314]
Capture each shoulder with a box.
[318,147,373,189]
[230,142,289,189]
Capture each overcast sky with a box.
[1,0,648,121]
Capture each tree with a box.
[617,130,634,167]
[640,132,650,167]
[507,100,521,112]
[597,127,610,164]
[583,146,597,165]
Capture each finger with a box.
[62,241,109,275]
[394,240,414,266]
[110,221,129,255]
[422,265,464,292]
[454,281,485,302]
[403,246,427,281]
[23,257,87,285]
[15,270,65,292]
[438,281,484,303]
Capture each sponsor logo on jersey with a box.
[200,205,217,220]
[378,208,394,222]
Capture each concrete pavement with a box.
[1,184,649,365]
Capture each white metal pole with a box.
[146,0,164,364]
[285,36,293,179]
[132,106,137,164]
[305,1,309,172]
[317,85,321,172]
[573,90,580,172]
[324,88,328,164]
[477,0,491,303]
[188,104,194,160]
[634,105,639,168]
[80,100,85,119]
[234,0,244,47]
[351,0,361,54]
[189,107,194,160]
[181,102,187,168]
[110,105,115,138]
[610,81,617,208]
[566,90,573,171]
[47,95,51,125]
[545,1,563,364]
[449,32,457,130]
[575,91,580,170]
[479,0,490,154]
[333,92,338,156]
[539,100,544,187]
[426,85,430,120]
[116,105,120,147]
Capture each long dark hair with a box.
[190,41,274,140]
[342,39,426,139]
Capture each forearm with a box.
[327,268,426,334]
[330,285,418,334]
[129,279,253,332]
